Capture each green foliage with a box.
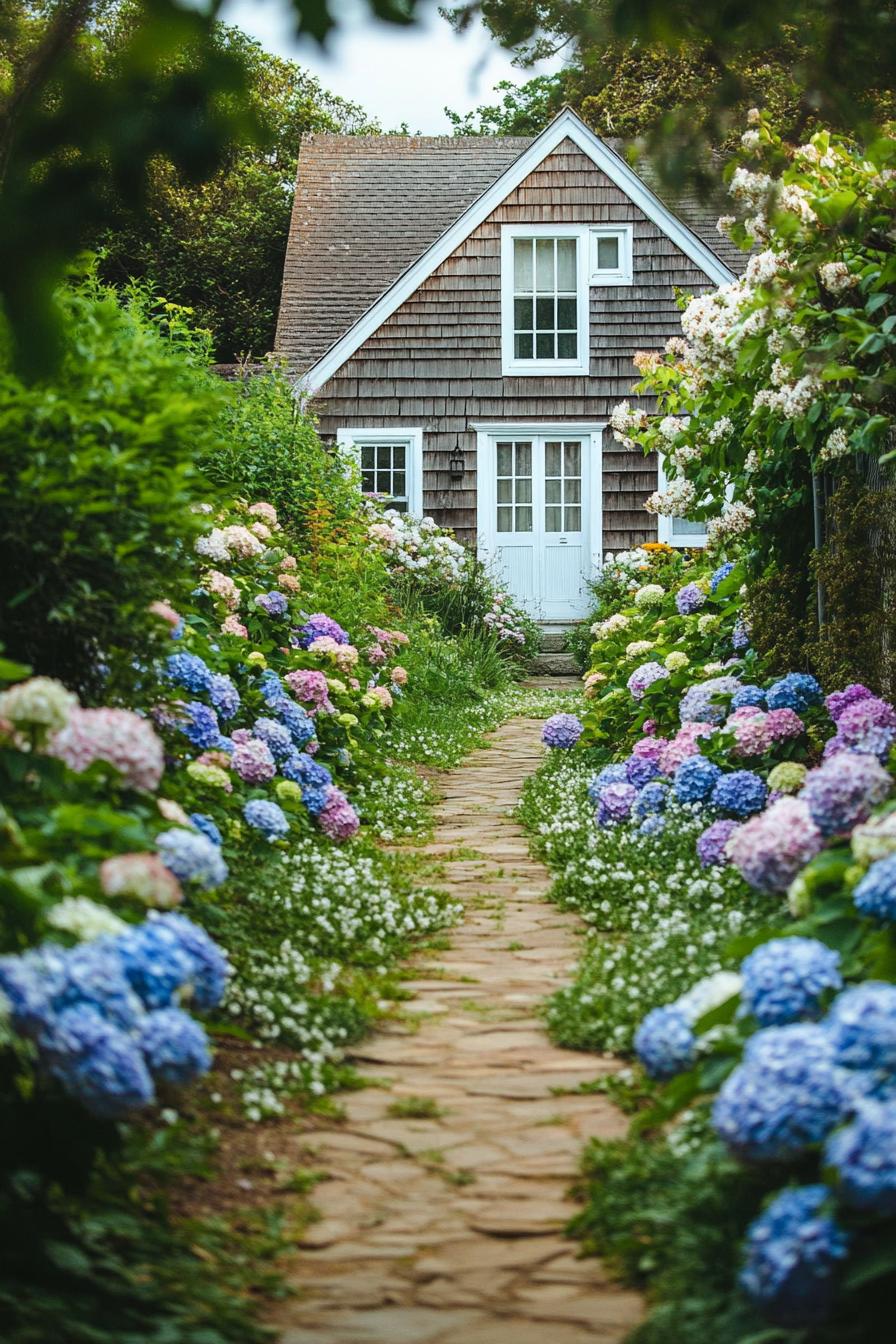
[0,277,226,698]
[96,13,381,359]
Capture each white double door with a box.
[477,430,600,622]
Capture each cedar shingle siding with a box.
[277,132,741,551]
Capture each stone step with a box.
[538,632,569,653]
[529,653,580,677]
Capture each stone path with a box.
[271,714,642,1344]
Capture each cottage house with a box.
[275,108,745,624]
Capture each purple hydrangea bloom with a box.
[739,938,842,1027]
[826,683,874,721]
[138,1007,211,1085]
[281,754,333,815]
[732,617,751,652]
[739,1185,849,1327]
[627,660,670,700]
[731,684,767,711]
[824,1101,896,1214]
[696,818,740,866]
[634,781,669,817]
[189,813,222,847]
[726,798,823,893]
[541,713,584,749]
[712,1024,846,1160]
[634,1006,696,1079]
[800,752,892,837]
[766,672,823,714]
[675,582,706,615]
[824,696,896,762]
[208,673,240,720]
[673,754,723,804]
[165,653,213,694]
[179,701,220,749]
[827,982,896,1073]
[255,590,289,618]
[587,764,628,803]
[156,827,228,890]
[295,613,350,647]
[232,737,276,784]
[243,798,290,841]
[710,561,735,592]
[596,782,638,826]
[853,853,896,921]
[253,716,295,761]
[680,675,741,725]
[711,769,768,818]
[626,755,660,788]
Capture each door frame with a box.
[473,422,605,619]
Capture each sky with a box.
[219,0,558,133]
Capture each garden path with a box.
[271,709,642,1344]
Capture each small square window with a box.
[589,227,633,286]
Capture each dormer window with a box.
[500,225,590,377]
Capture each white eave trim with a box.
[302,108,737,394]
[471,421,608,434]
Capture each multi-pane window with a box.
[496,440,533,533]
[512,237,579,362]
[544,440,582,533]
[359,441,408,511]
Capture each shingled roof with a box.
[276,127,746,375]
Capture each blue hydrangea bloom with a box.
[216,735,234,753]
[0,947,66,1035]
[680,675,742,725]
[156,828,228,890]
[634,781,668,817]
[255,591,289,618]
[639,813,666,838]
[253,716,295,761]
[541,713,584,749]
[54,1016,155,1119]
[710,561,735,592]
[244,798,290,841]
[587,764,628,804]
[52,942,145,1032]
[766,672,824,713]
[827,981,896,1073]
[208,673,240,720]
[739,1185,849,1327]
[711,769,768,817]
[275,698,315,748]
[626,755,660,789]
[258,669,286,706]
[295,613,350,647]
[674,755,723,804]
[189,813,223,847]
[634,1006,696,1079]
[157,913,230,1011]
[825,1100,896,1214]
[179,701,220,749]
[731,684,767,711]
[280,754,333,815]
[853,853,896,922]
[138,1008,211,1085]
[732,617,751,652]
[713,1024,845,1160]
[117,922,195,1010]
[740,938,842,1027]
[165,652,213,694]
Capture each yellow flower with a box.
[246,651,267,667]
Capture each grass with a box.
[386,1096,447,1120]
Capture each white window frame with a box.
[589,225,633,286]
[500,224,591,378]
[336,427,423,516]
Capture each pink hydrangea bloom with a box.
[658,722,714,775]
[221,615,248,638]
[196,750,233,769]
[317,787,360,842]
[205,570,241,610]
[279,573,301,593]
[149,600,181,628]
[232,737,276,783]
[279,554,297,571]
[391,666,408,686]
[370,685,393,710]
[728,706,765,724]
[632,735,667,764]
[221,524,265,557]
[367,644,387,666]
[100,853,183,908]
[284,669,333,713]
[308,637,359,672]
[732,715,772,758]
[765,708,805,741]
[50,708,164,791]
[249,521,272,540]
[248,502,278,526]
[727,798,823,892]
[157,797,192,827]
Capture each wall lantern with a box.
[449,441,465,481]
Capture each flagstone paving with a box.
[271,713,642,1344]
